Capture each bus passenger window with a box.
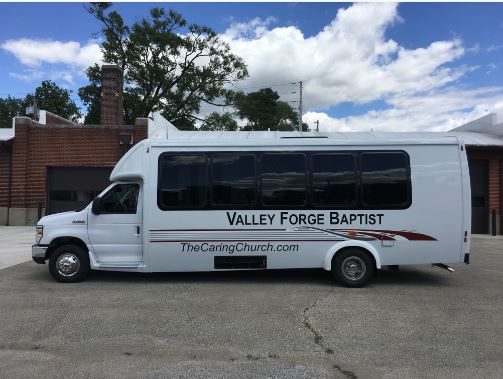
[312,154,356,206]
[158,154,208,209]
[360,152,409,208]
[261,153,307,207]
[212,154,256,206]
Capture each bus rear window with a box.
[360,152,409,208]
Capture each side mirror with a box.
[91,197,102,215]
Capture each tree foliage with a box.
[233,88,279,131]
[77,65,102,124]
[199,112,238,131]
[81,3,248,129]
[1,81,81,127]
[0,97,25,128]
[233,88,308,131]
[25,80,81,122]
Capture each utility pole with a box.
[298,81,303,131]
[315,120,319,132]
[34,99,38,121]
[26,98,38,121]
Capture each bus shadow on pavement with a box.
[87,268,334,286]
[25,261,451,287]
[374,267,452,287]
[75,266,452,287]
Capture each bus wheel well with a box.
[331,246,377,271]
[46,237,89,261]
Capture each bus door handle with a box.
[136,225,140,236]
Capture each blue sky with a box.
[1,2,502,132]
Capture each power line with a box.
[0,94,84,104]
[302,93,315,112]
[0,92,34,96]
[230,81,299,92]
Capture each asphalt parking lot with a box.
[1,232,502,379]
[0,227,34,270]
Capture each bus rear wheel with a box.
[49,244,90,283]
[332,249,374,287]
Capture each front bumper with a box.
[32,244,48,264]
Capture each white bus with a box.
[32,128,471,287]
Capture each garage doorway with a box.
[468,159,488,234]
[47,167,113,215]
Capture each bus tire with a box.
[49,244,90,283]
[332,248,374,287]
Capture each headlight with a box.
[35,225,44,243]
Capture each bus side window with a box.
[158,154,208,209]
[212,154,256,207]
[261,153,307,207]
[311,154,356,207]
[360,152,410,208]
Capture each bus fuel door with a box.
[381,239,394,247]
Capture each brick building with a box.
[450,114,503,235]
[0,64,502,234]
[0,65,148,225]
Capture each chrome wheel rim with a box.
[341,256,366,281]
[56,253,80,277]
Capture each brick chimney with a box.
[101,65,124,125]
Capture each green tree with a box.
[234,88,278,131]
[0,96,25,128]
[233,88,309,131]
[200,112,238,131]
[77,65,101,124]
[25,80,81,123]
[1,81,82,127]
[275,100,309,131]
[81,4,248,129]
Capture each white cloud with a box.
[1,38,102,87]
[485,63,498,75]
[1,38,102,68]
[466,43,480,54]
[223,3,467,109]
[220,3,503,132]
[303,87,503,133]
[224,16,277,40]
[487,44,503,52]
[9,68,75,84]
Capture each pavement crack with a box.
[333,364,358,379]
[302,296,325,348]
[301,289,358,379]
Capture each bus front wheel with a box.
[331,249,374,287]
[49,244,90,283]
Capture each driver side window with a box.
[101,184,139,214]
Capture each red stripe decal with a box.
[150,228,286,232]
[150,239,344,243]
[330,229,436,241]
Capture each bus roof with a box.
[146,130,463,147]
[144,112,503,147]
